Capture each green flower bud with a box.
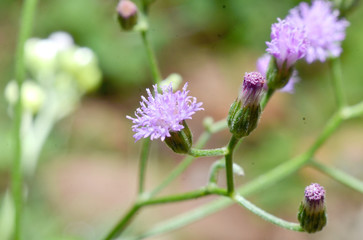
[164,120,192,154]
[5,81,46,114]
[298,183,327,233]
[228,72,265,139]
[117,0,138,31]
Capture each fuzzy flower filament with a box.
[127,83,203,142]
[266,18,308,69]
[287,0,349,63]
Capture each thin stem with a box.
[311,160,363,193]
[12,0,38,239]
[138,138,150,194]
[141,30,162,84]
[149,131,211,197]
[104,205,141,240]
[141,187,227,206]
[104,186,227,240]
[342,101,363,119]
[225,135,239,194]
[232,194,304,231]
[329,58,346,109]
[188,147,227,157]
[261,88,275,109]
[208,159,224,184]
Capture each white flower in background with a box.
[5,80,46,114]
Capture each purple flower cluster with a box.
[304,183,325,202]
[127,83,203,142]
[256,54,299,93]
[266,18,308,68]
[240,72,265,106]
[267,0,349,66]
[287,0,349,63]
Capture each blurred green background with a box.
[1,0,363,239]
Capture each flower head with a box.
[256,54,299,93]
[117,0,138,30]
[304,183,325,203]
[228,72,265,138]
[298,183,327,233]
[266,18,309,68]
[240,72,266,106]
[287,0,349,63]
[127,83,203,142]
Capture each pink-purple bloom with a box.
[266,18,309,68]
[240,72,265,106]
[287,0,349,63]
[298,183,327,233]
[127,83,203,142]
[256,54,299,93]
[304,183,325,203]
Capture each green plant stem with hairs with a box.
[12,0,38,239]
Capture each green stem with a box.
[150,118,229,197]
[104,186,227,240]
[188,147,227,157]
[12,0,38,239]
[104,205,141,240]
[141,30,162,84]
[149,131,211,197]
[342,101,363,119]
[310,160,363,193]
[329,58,346,109]
[208,159,224,184]
[225,135,239,194]
[138,138,151,194]
[261,88,275,109]
[232,194,304,231]
[141,187,227,206]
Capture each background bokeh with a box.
[1,0,363,239]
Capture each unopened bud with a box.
[4,81,46,114]
[21,81,46,114]
[164,120,192,154]
[160,73,183,91]
[117,0,138,31]
[228,72,265,138]
[298,183,327,233]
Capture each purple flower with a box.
[298,183,327,233]
[287,0,349,63]
[127,83,203,142]
[256,54,299,93]
[228,72,265,138]
[304,183,325,203]
[266,18,309,68]
[240,72,265,106]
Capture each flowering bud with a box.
[164,120,192,154]
[298,183,327,233]
[117,0,138,31]
[228,72,265,138]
